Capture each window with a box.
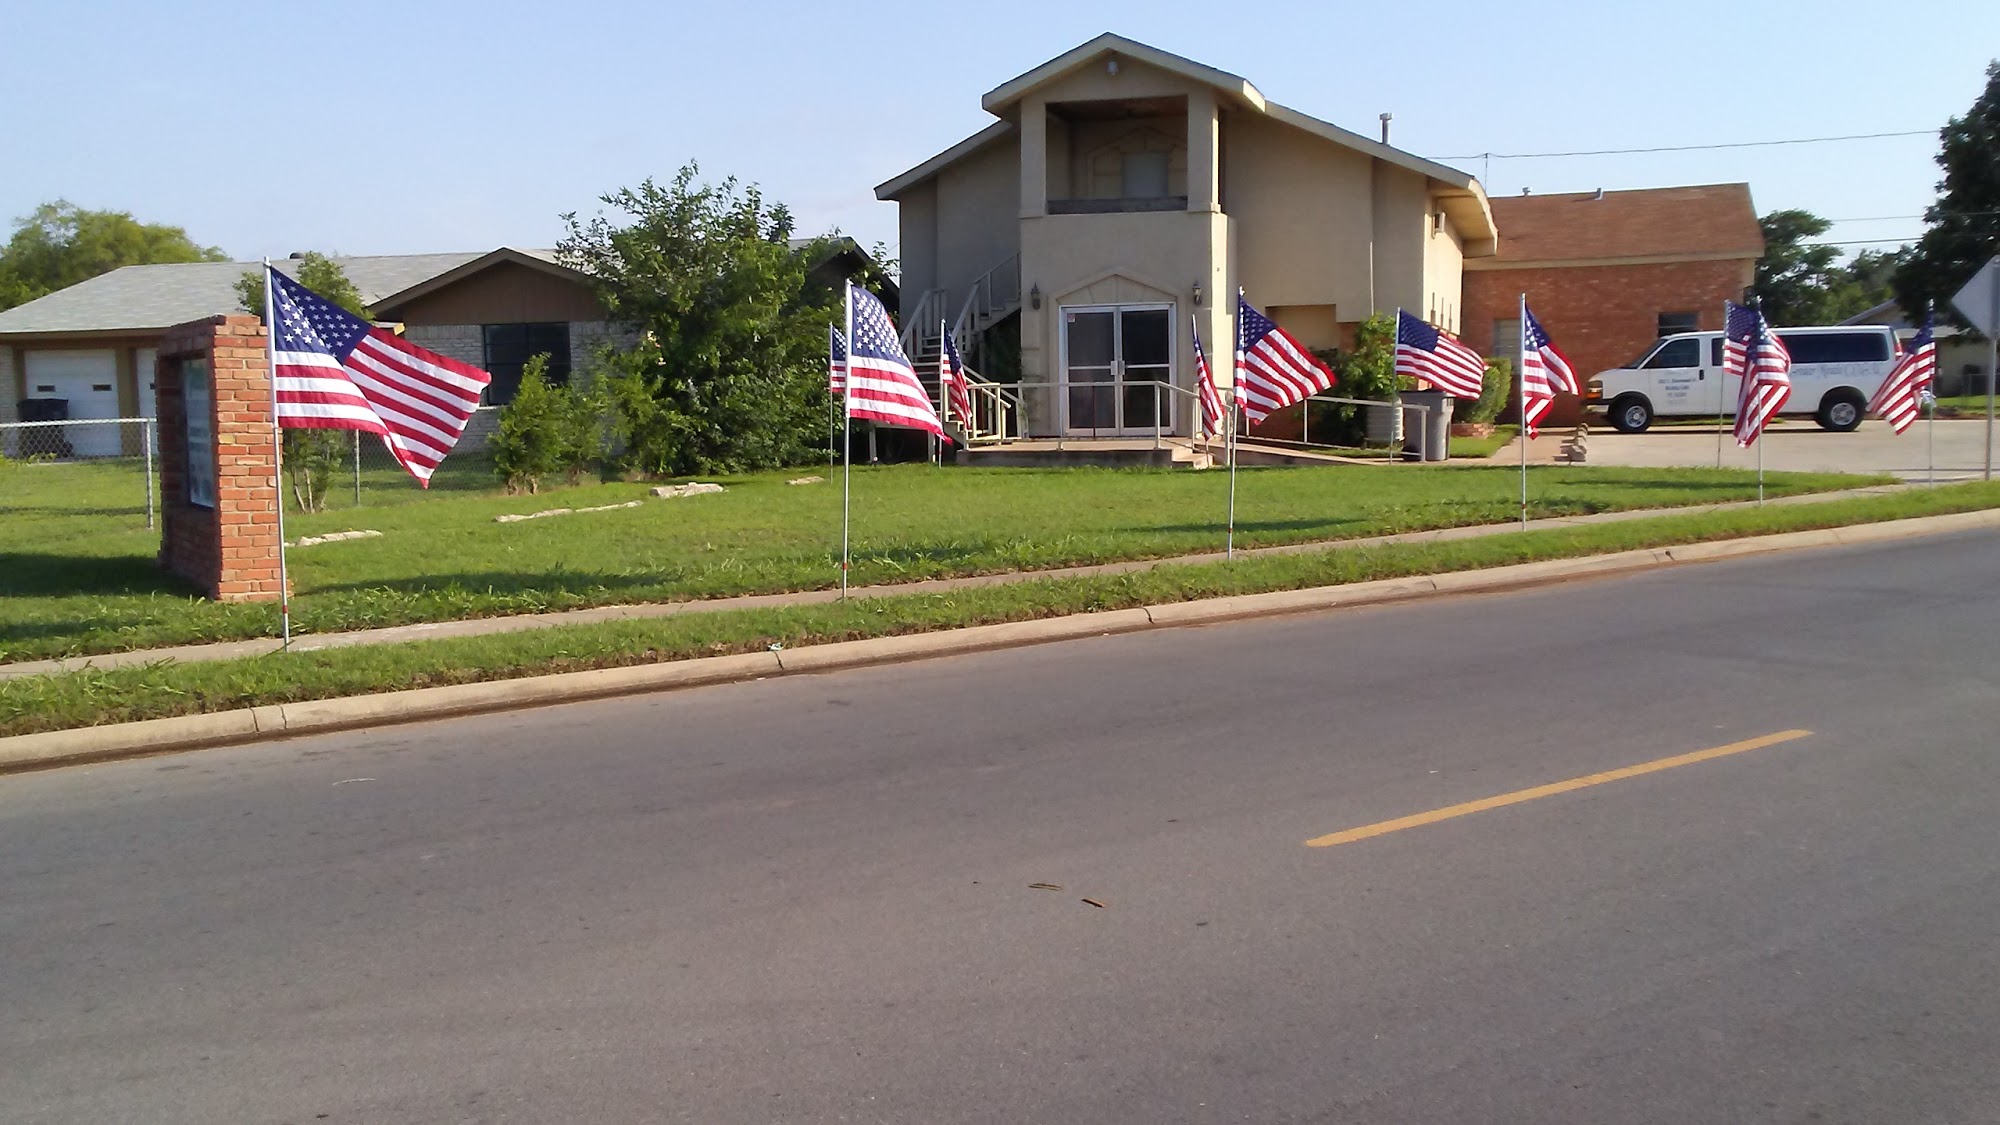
[1490,318,1521,358]
[1642,338,1702,369]
[1775,331,1890,365]
[1657,311,1699,337]
[1121,152,1169,199]
[482,323,571,405]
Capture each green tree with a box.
[0,200,225,311]
[235,253,371,513]
[558,162,843,477]
[1753,210,1849,325]
[1895,60,2000,328]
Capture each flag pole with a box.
[841,290,854,599]
[1226,393,1238,559]
[261,260,292,650]
[1518,293,1529,529]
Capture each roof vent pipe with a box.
[1593,188,1605,200]
[1379,113,1392,144]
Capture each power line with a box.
[1805,237,1922,247]
[1434,129,1933,161]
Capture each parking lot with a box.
[1517,417,1998,482]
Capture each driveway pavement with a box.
[1515,416,1997,481]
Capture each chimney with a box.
[1379,113,1392,144]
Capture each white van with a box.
[1585,325,1899,433]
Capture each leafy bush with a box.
[1306,312,1400,446]
[556,378,608,485]
[1461,356,1513,424]
[283,430,347,512]
[490,355,566,494]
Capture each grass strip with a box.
[2,462,1880,663]
[7,480,1997,740]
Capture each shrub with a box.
[283,429,347,512]
[1306,312,1400,446]
[490,354,566,493]
[1461,356,1513,424]
[556,379,608,485]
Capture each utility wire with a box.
[1434,129,1933,161]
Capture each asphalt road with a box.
[5,532,1999,1123]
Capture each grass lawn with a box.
[0,456,1882,663]
[6,479,1996,739]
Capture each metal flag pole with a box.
[1757,429,1765,506]
[261,260,293,650]
[1518,293,1529,529]
[841,290,854,599]
[1927,392,1936,487]
[1226,393,1239,559]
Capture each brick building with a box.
[1462,184,1764,427]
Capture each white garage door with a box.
[135,347,158,420]
[24,350,121,458]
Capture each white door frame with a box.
[1057,302,1177,437]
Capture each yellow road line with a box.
[1304,729,1813,849]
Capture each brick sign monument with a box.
[153,315,287,602]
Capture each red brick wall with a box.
[156,315,287,603]
[1463,259,1753,427]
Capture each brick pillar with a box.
[155,315,287,602]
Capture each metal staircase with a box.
[896,253,1024,447]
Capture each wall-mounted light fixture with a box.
[1029,284,1042,310]
[1107,57,1120,76]
[1191,282,1204,307]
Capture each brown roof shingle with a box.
[1487,183,1764,264]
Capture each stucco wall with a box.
[1223,110,1376,315]
[1017,209,1230,436]
[933,140,1022,315]
[1371,163,1431,320]
[1423,213,1467,334]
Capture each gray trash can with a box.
[1401,390,1453,461]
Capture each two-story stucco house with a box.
[877,33,1496,441]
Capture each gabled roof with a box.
[981,33,1268,116]
[1479,184,1765,266]
[876,33,1488,235]
[0,249,567,340]
[369,247,586,317]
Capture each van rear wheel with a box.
[1817,390,1864,432]
[1609,395,1654,434]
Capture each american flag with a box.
[1725,301,1792,446]
[828,325,848,396]
[1867,313,1936,435]
[267,266,490,486]
[1518,304,1577,438]
[1235,292,1335,423]
[1395,311,1486,399]
[1193,316,1225,439]
[940,327,975,432]
[844,284,947,441]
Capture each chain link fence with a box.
[0,418,160,528]
[1,407,506,526]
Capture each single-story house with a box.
[0,237,887,457]
[876,32,1497,440]
[1459,184,1765,428]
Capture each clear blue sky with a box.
[4,0,1991,266]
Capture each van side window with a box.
[1711,338,1725,367]
[1777,332,1890,364]
[1643,339,1701,369]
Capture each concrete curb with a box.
[5,507,1997,774]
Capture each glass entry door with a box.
[1061,304,1175,436]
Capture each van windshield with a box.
[1641,338,1703,370]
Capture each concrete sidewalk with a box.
[0,483,1908,682]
